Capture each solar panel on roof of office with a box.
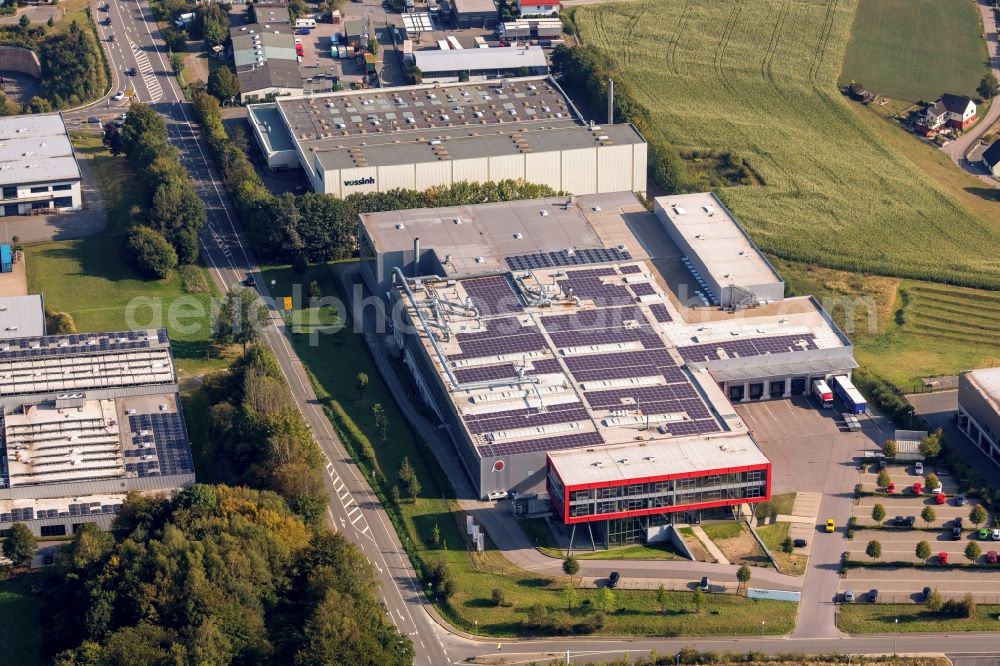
[618,265,642,275]
[462,276,523,315]
[505,248,632,272]
[478,430,605,457]
[0,329,165,360]
[677,334,819,363]
[629,282,656,297]
[648,303,673,323]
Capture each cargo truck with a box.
[811,378,833,408]
[831,375,867,414]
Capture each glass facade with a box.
[551,467,768,523]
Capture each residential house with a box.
[917,93,977,135]
[517,0,560,16]
[983,139,1000,177]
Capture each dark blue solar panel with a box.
[462,276,523,315]
[648,303,673,323]
[677,334,819,363]
[629,282,656,297]
[479,431,605,457]
[505,248,631,272]
[465,403,590,435]
[619,265,642,275]
[127,412,194,478]
[0,329,165,361]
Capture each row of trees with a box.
[39,485,413,664]
[104,102,207,277]
[191,89,562,263]
[202,345,329,526]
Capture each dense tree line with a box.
[42,485,413,665]
[105,102,206,274]
[191,90,560,263]
[201,345,328,526]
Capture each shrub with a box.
[179,264,209,293]
[126,225,178,278]
[45,309,76,334]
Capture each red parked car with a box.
[887,482,896,494]
[912,482,923,494]
[988,551,998,564]
[939,552,949,564]
[935,493,946,505]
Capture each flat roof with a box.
[453,0,497,12]
[655,193,782,288]
[0,295,44,339]
[548,434,768,487]
[364,191,649,276]
[248,103,295,153]
[0,113,80,187]
[964,368,1000,413]
[414,45,547,73]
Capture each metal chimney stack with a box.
[607,79,614,125]
[413,237,421,278]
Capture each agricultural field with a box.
[777,260,1000,389]
[840,0,988,103]
[572,0,1000,289]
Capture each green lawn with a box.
[769,493,796,517]
[0,575,45,666]
[757,522,807,577]
[840,0,989,103]
[24,134,224,377]
[572,0,1000,289]
[838,602,1000,633]
[261,261,796,637]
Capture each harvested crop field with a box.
[572,0,1000,288]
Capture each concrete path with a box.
[942,0,1000,186]
[690,525,730,565]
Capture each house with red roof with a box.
[517,0,560,16]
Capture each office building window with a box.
[746,470,762,482]
[52,183,72,191]
[745,486,762,498]
[30,185,49,193]
[53,196,73,209]
[2,186,16,199]
[41,524,66,537]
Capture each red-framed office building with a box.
[546,435,771,547]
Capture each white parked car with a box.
[914,462,923,475]
[112,90,125,101]
[993,529,1000,541]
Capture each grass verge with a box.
[837,602,1000,633]
[260,261,797,637]
[0,574,44,666]
[24,134,225,377]
[757,522,807,577]
[701,522,768,567]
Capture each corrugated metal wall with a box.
[524,151,561,191]
[560,148,597,194]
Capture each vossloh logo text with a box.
[344,176,375,187]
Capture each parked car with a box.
[87,115,101,124]
[993,529,1000,541]
[886,482,896,494]
[843,590,855,602]
[699,576,709,591]
[867,589,878,603]
[988,551,999,564]
[935,493,946,505]
[931,484,943,494]
[608,571,620,589]
[979,528,990,540]
[825,518,836,533]
[892,516,914,528]
[113,90,125,101]
[956,494,966,506]
[920,586,932,602]
[877,459,887,471]
[915,462,923,475]
[953,518,963,540]
[939,552,949,564]
[793,538,807,548]
[911,482,922,494]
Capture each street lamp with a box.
[760,620,765,636]
[893,618,898,655]
[473,620,477,661]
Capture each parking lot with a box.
[855,492,978,529]
[841,567,1000,604]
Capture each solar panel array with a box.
[618,265,642,275]
[453,357,564,384]
[0,503,122,524]
[0,329,163,361]
[449,316,548,362]
[629,282,657,297]
[648,303,673,323]
[465,403,591,436]
[545,306,662,350]
[505,248,632,272]
[462,276,523,316]
[0,413,7,489]
[127,413,194,478]
[479,431,605,457]
[557,268,632,305]
[677,334,819,364]
[1,507,33,522]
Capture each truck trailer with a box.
[831,375,867,414]
[811,379,833,408]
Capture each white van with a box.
[295,18,316,28]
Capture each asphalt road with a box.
[84,4,1000,663]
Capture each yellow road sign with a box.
[283,296,293,311]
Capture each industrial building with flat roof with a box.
[413,46,549,83]
[0,329,195,537]
[958,368,1000,468]
[361,191,857,544]
[0,295,44,339]
[0,113,82,217]
[247,76,647,197]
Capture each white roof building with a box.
[0,113,82,217]
[0,295,44,339]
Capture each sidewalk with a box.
[690,525,730,565]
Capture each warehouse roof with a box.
[0,113,80,187]
[963,368,1000,412]
[237,60,303,95]
[414,45,547,73]
[654,192,782,289]
[548,434,769,487]
[0,295,44,339]
[250,3,290,23]
[232,23,296,67]
[453,0,497,13]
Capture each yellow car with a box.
[825,519,836,533]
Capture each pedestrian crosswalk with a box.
[127,37,162,102]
